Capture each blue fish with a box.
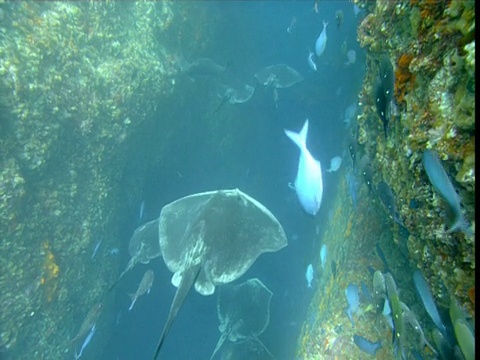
[422,150,471,235]
[345,284,360,326]
[75,324,96,359]
[353,334,382,355]
[346,171,358,208]
[305,264,314,288]
[320,244,327,270]
[413,270,446,336]
[284,119,323,215]
[91,239,103,259]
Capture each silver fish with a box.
[315,21,328,57]
[320,244,327,270]
[305,264,313,288]
[128,269,154,311]
[91,239,103,259]
[75,324,96,359]
[284,119,323,215]
[413,270,446,336]
[70,303,103,345]
[422,150,471,235]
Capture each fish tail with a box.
[447,213,472,236]
[284,119,309,150]
[128,294,136,311]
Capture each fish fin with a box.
[447,214,472,236]
[299,119,309,144]
[128,294,136,311]
[284,119,309,150]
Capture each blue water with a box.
[102,1,365,359]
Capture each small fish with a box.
[422,150,471,235]
[382,299,394,329]
[345,284,360,326]
[306,264,314,288]
[326,156,342,172]
[379,55,394,104]
[335,10,344,30]
[372,270,386,298]
[128,269,155,311]
[138,200,145,224]
[307,48,317,71]
[313,0,320,14]
[358,154,373,191]
[382,297,391,316]
[315,21,328,57]
[287,16,297,34]
[375,243,391,274]
[374,56,394,139]
[353,334,382,355]
[374,75,388,139]
[377,181,402,225]
[343,103,357,127]
[284,119,323,215]
[384,273,404,349]
[346,171,359,207]
[91,239,103,259]
[401,301,437,355]
[70,303,103,345]
[432,328,456,360]
[331,260,337,278]
[320,244,327,270]
[348,137,357,168]
[75,324,96,359]
[345,49,356,66]
[412,270,446,336]
[353,3,361,17]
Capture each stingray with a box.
[107,218,161,294]
[153,189,287,359]
[213,82,255,114]
[254,64,303,89]
[254,64,303,106]
[210,278,273,359]
[178,57,228,78]
[220,338,274,360]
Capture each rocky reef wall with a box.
[0,2,216,358]
[297,0,474,359]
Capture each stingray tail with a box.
[128,293,137,311]
[152,265,201,360]
[105,258,136,296]
[210,332,228,360]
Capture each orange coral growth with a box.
[395,54,416,104]
[41,242,60,302]
[467,286,475,306]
